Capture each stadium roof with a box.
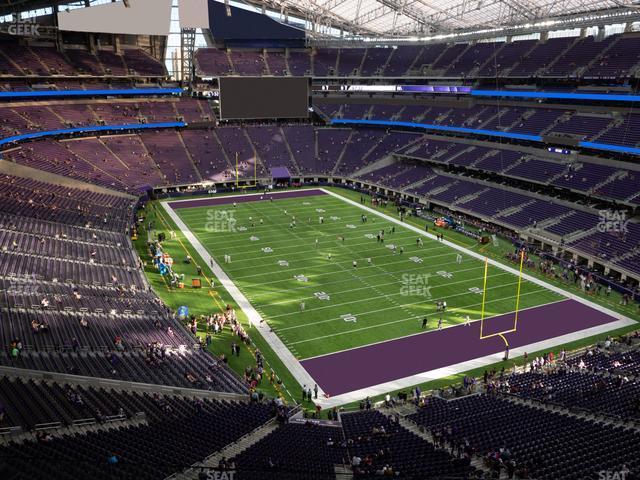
[253,0,640,36]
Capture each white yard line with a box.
[302,298,569,361]
[161,200,325,398]
[287,287,550,345]
[163,188,637,408]
[319,188,634,324]
[273,271,516,324]
[259,264,486,308]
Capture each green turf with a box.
[134,186,639,410]
[173,190,563,360]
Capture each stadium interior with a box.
[0,0,640,479]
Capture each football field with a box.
[164,188,634,403]
[171,189,561,358]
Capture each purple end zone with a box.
[301,299,625,396]
[168,189,326,209]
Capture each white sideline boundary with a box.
[161,199,324,399]
[162,187,637,408]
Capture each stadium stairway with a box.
[349,155,397,178]
[380,402,496,479]
[168,417,281,480]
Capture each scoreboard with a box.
[219,77,310,120]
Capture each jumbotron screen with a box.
[219,77,310,120]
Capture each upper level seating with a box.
[478,39,536,76]
[192,34,640,79]
[230,50,266,75]
[265,51,288,76]
[545,36,616,77]
[409,394,640,480]
[410,43,448,73]
[384,46,422,76]
[584,36,640,78]
[0,41,165,77]
[313,49,338,76]
[509,37,574,77]
[337,48,365,76]
[287,50,311,76]
[194,48,232,76]
[360,47,393,76]
[445,42,500,76]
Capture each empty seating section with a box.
[0,399,273,479]
[0,171,247,394]
[337,48,365,76]
[478,39,536,76]
[546,36,616,76]
[194,48,232,76]
[408,394,640,479]
[360,48,393,76]
[550,115,613,139]
[232,422,347,479]
[507,157,567,183]
[384,46,422,76]
[551,162,618,192]
[584,36,640,78]
[313,48,338,76]
[316,128,351,174]
[193,33,640,79]
[446,42,500,76]
[569,223,640,262]
[287,50,311,76]
[503,370,640,420]
[410,43,448,73]
[265,51,287,75]
[509,37,573,76]
[230,50,266,75]
[139,130,200,185]
[0,42,164,77]
[181,129,234,182]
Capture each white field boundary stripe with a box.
[273,271,517,323]
[160,200,324,399]
[166,188,637,409]
[319,188,636,326]
[165,187,327,204]
[302,298,569,361]
[287,287,550,345]
[315,315,637,409]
